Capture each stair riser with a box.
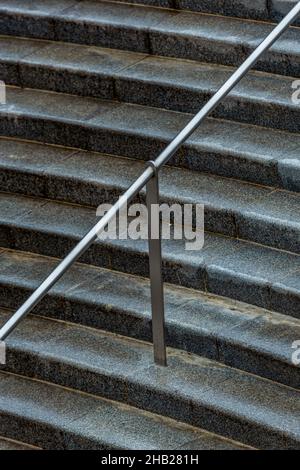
[0,12,299,77]
[3,346,299,450]
[0,412,120,450]
[0,222,299,318]
[1,61,299,134]
[270,1,300,25]
[0,12,150,53]
[115,0,300,25]
[17,62,114,101]
[115,78,300,134]
[0,114,169,164]
[0,281,298,389]
[149,33,300,78]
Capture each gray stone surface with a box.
[271,1,300,23]
[116,0,174,7]
[17,39,147,100]
[1,86,105,122]
[270,271,300,318]
[217,310,300,388]
[0,36,48,86]
[150,10,300,76]
[0,191,299,316]
[186,119,300,191]
[0,0,299,452]
[0,248,299,388]
[0,371,249,450]
[115,54,300,132]
[1,137,299,252]
[1,314,300,449]
[54,0,177,53]
[0,0,81,40]
[0,0,81,14]
[98,0,300,25]
[206,239,300,312]
[278,157,300,192]
[1,36,299,132]
[176,0,269,19]
[0,1,299,75]
[0,86,122,149]
[235,189,300,252]
[1,88,300,190]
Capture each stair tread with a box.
[0,87,300,192]
[115,0,300,24]
[150,5,299,48]
[0,0,176,28]
[0,0,297,26]
[0,137,300,253]
[0,36,299,133]
[0,35,148,74]
[0,35,297,103]
[1,0,298,47]
[0,248,299,388]
[0,192,299,317]
[0,0,299,75]
[1,311,299,449]
[0,370,249,450]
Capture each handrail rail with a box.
[1,2,299,364]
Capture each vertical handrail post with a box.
[146,161,167,366]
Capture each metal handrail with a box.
[1,2,299,365]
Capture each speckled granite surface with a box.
[0,0,299,450]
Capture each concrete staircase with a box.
[0,0,299,450]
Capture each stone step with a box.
[0,370,249,450]
[1,37,299,133]
[0,138,299,253]
[0,0,298,453]
[0,88,300,191]
[0,193,299,317]
[0,248,299,389]
[0,1,299,76]
[114,0,300,24]
[0,436,40,450]
[1,312,299,449]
